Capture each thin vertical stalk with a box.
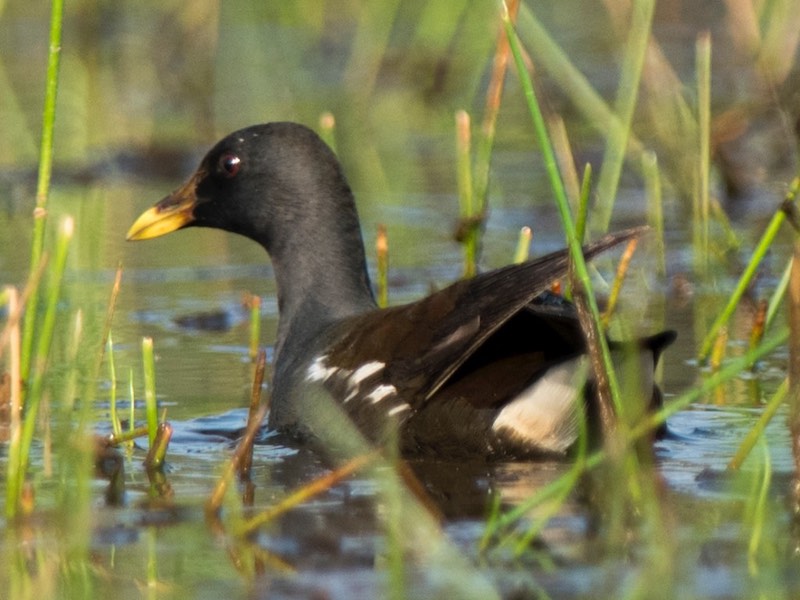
[240,349,267,481]
[566,165,593,300]
[503,10,624,417]
[695,32,712,274]
[108,335,121,437]
[765,258,792,331]
[594,0,655,232]
[5,287,22,518]
[21,0,65,384]
[98,264,123,364]
[549,116,582,208]
[248,295,261,361]
[513,227,532,264]
[642,151,666,276]
[142,337,158,448]
[575,164,592,246]
[128,367,136,451]
[376,224,389,307]
[602,239,639,327]
[455,110,477,277]
[789,240,800,514]
[12,217,73,517]
[318,112,337,153]
[747,442,772,577]
[472,0,519,211]
[144,422,173,471]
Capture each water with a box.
[2,1,800,598]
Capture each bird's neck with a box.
[267,223,377,363]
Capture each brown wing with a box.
[325,227,646,409]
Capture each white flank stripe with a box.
[388,403,411,416]
[349,361,384,385]
[306,355,337,382]
[365,384,396,404]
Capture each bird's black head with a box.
[127,122,359,255]
[128,122,377,337]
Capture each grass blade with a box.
[503,7,624,421]
[142,337,158,448]
[593,0,655,232]
[698,177,800,362]
[20,0,65,385]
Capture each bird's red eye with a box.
[219,153,241,178]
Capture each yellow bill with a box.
[127,175,200,241]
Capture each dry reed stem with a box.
[788,241,800,513]
[549,115,581,207]
[0,258,48,363]
[482,0,518,139]
[572,282,618,445]
[206,401,269,516]
[106,425,150,446]
[98,263,123,362]
[376,224,389,308]
[602,238,638,327]
[239,349,267,481]
[144,422,173,471]
[237,453,376,535]
[710,328,729,373]
[749,299,768,351]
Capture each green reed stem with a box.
[765,258,792,332]
[128,367,135,439]
[4,287,22,519]
[513,226,532,264]
[698,178,799,363]
[642,151,666,276]
[575,164,592,246]
[602,239,638,328]
[9,216,72,518]
[107,425,149,446]
[746,441,771,577]
[694,32,712,275]
[240,349,267,481]
[20,0,65,385]
[142,337,158,448]
[473,0,516,224]
[593,0,655,232]
[25,218,71,415]
[108,334,121,437]
[728,378,788,470]
[504,10,624,416]
[376,224,389,307]
[455,110,477,277]
[515,4,651,184]
[145,422,173,471]
[248,295,261,361]
[318,111,337,153]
